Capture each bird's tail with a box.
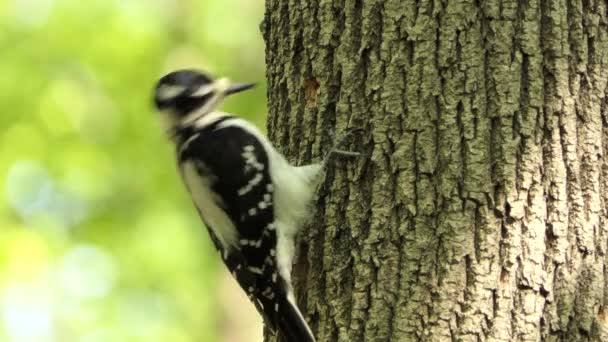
[275,294,316,342]
[250,280,315,341]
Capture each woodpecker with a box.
[153,69,357,342]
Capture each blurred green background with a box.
[0,0,267,341]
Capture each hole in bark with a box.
[304,77,320,108]
[500,268,509,285]
[598,306,608,323]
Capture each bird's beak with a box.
[225,83,256,95]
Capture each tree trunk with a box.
[262,0,608,341]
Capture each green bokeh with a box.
[0,0,267,341]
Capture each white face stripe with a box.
[156,84,186,101]
[195,78,231,115]
[191,111,230,130]
[192,84,215,97]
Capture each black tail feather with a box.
[275,295,315,342]
[255,293,315,342]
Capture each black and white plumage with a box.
[153,69,319,342]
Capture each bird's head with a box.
[153,69,255,130]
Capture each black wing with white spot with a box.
[179,124,276,264]
[178,124,304,336]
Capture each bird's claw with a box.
[322,127,364,166]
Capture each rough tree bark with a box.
[262,0,608,341]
